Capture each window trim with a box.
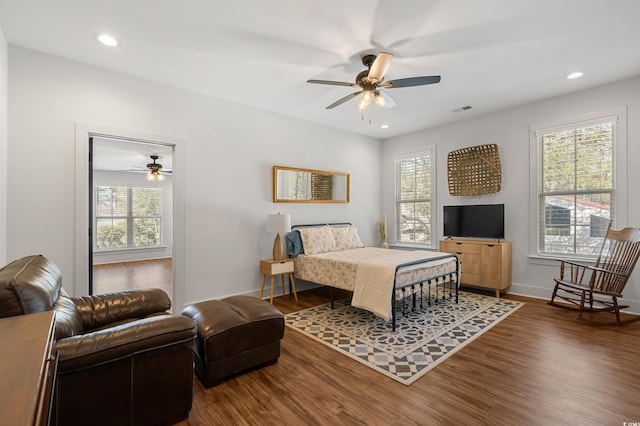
[529,107,628,260]
[392,146,437,249]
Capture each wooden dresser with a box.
[0,311,56,425]
[440,239,512,297]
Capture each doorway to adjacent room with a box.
[90,136,175,299]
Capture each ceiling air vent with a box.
[453,105,472,112]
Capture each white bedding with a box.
[294,247,458,320]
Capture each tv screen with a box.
[443,204,505,240]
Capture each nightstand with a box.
[259,259,297,304]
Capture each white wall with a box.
[382,75,640,312]
[0,27,7,265]
[7,46,381,307]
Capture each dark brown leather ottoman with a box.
[181,295,284,387]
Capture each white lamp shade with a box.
[266,213,291,234]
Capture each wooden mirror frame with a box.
[272,165,350,203]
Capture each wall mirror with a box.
[273,165,350,203]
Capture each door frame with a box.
[75,122,186,311]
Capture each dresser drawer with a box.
[455,242,481,253]
[440,241,481,254]
[460,272,483,285]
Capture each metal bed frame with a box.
[389,255,458,331]
[291,223,459,331]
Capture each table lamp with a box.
[266,213,291,261]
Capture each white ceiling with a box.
[92,137,173,173]
[1,0,640,141]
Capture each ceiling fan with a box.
[307,52,441,111]
[146,155,165,181]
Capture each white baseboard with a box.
[508,282,640,315]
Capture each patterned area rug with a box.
[285,291,523,385]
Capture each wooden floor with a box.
[177,287,640,426]
[92,258,172,297]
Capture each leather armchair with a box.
[0,254,196,426]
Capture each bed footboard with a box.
[391,254,459,331]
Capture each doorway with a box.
[90,136,174,300]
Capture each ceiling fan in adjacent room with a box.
[146,155,165,181]
[307,52,441,112]
[118,155,172,180]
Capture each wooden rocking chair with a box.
[549,221,640,322]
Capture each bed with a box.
[287,224,459,331]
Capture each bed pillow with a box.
[331,226,365,251]
[299,226,337,255]
[285,231,304,258]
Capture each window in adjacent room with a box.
[535,116,617,257]
[394,148,435,246]
[95,186,163,249]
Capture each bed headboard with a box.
[291,222,351,230]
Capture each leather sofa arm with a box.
[73,288,172,331]
[54,315,196,373]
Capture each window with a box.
[95,186,163,249]
[536,117,615,257]
[286,171,308,200]
[394,148,435,245]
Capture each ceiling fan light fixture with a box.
[374,91,386,108]
[362,89,374,104]
[356,89,376,112]
[147,171,164,181]
[356,98,368,112]
[146,155,164,181]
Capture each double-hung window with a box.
[95,186,163,250]
[394,148,435,246]
[535,116,617,257]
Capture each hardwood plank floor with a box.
[92,258,172,297]
[177,287,640,426]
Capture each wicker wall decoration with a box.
[447,144,502,196]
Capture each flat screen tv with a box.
[443,204,505,240]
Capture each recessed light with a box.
[566,71,584,80]
[95,33,119,47]
[380,124,389,129]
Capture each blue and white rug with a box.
[285,291,524,385]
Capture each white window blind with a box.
[394,149,434,244]
[537,118,615,257]
[95,186,163,249]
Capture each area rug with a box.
[285,291,523,385]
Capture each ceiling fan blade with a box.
[382,75,441,88]
[326,91,362,109]
[307,79,359,88]
[367,52,393,83]
[377,90,397,109]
